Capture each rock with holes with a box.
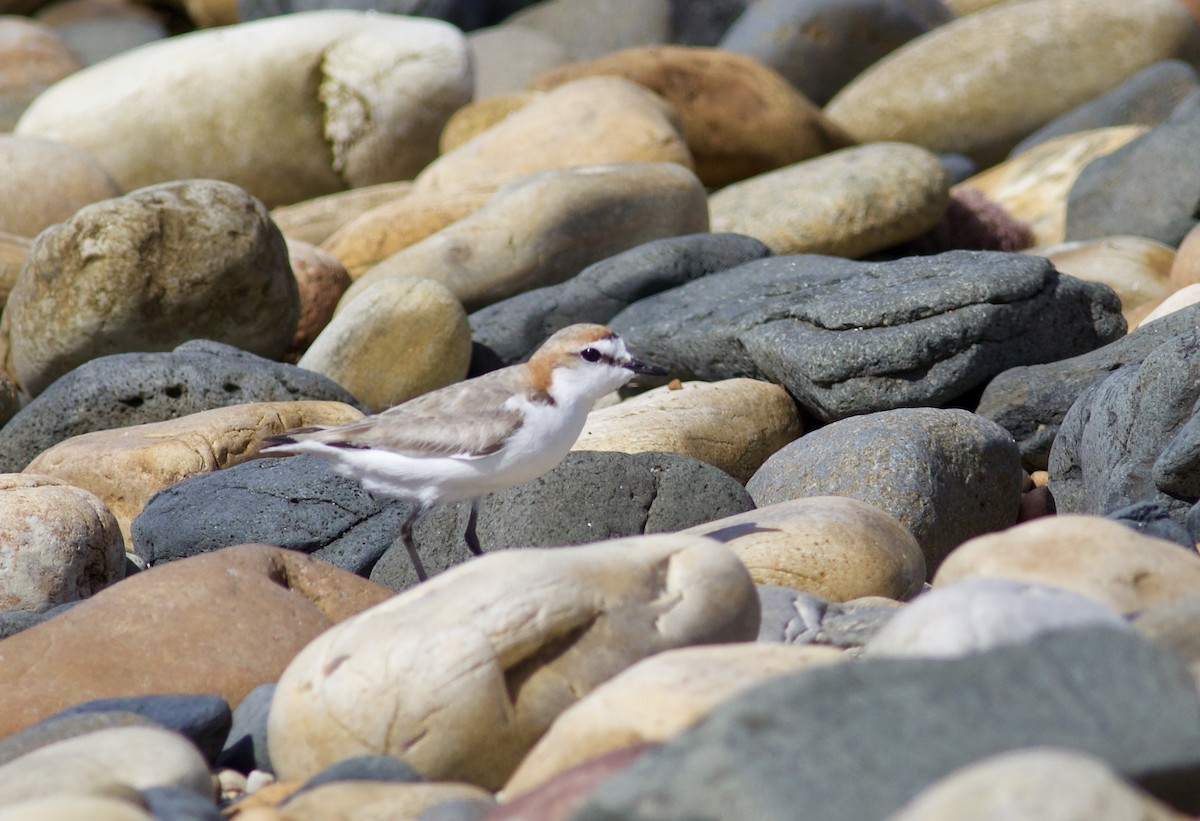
[267,533,760,788]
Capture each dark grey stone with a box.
[757,585,898,648]
[571,628,1200,821]
[470,233,771,366]
[1049,327,1200,524]
[141,787,224,821]
[0,711,159,768]
[57,694,231,765]
[0,610,47,640]
[1012,60,1200,157]
[719,0,953,105]
[1065,89,1200,246]
[669,0,748,45]
[287,755,423,803]
[131,455,408,575]
[610,251,1125,423]
[0,339,362,473]
[1108,501,1195,549]
[747,408,1023,574]
[976,301,1200,471]
[217,683,275,775]
[370,451,754,592]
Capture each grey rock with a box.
[141,787,224,821]
[370,450,755,592]
[746,407,1023,573]
[470,232,771,366]
[669,0,747,45]
[1012,59,1200,157]
[287,755,423,803]
[756,585,898,648]
[571,628,1200,821]
[1108,501,1195,549]
[0,711,159,769]
[976,301,1200,471]
[217,683,275,775]
[0,339,362,473]
[56,694,231,765]
[610,250,1125,423]
[0,610,47,640]
[1065,88,1200,246]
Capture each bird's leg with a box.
[464,498,484,556]
[400,504,428,582]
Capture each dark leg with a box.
[464,498,484,556]
[400,504,428,582]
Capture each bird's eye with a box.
[580,347,602,363]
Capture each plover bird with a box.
[260,323,666,580]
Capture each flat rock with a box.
[746,408,1023,574]
[0,339,362,474]
[708,142,949,257]
[0,135,120,238]
[571,628,1200,821]
[469,232,771,367]
[268,534,759,788]
[3,179,299,396]
[610,250,1125,422]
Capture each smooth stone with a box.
[370,450,755,592]
[411,77,691,196]
[0,339,362,474]
[0,18,81,130]
[0,711,158,769]
[863,578,1129,659]
[55,694,231,765]
[140,787,223,821]
[1171,220,1200,288]
[234,0,481,27]
[467,25,567,99]
[25,400,362,543]
[3,179,298,396]
[824,0,1200,166]
[283,239,351,363]
[756,587,902,648]
[132,454,408,576]
[747,408,1022,574]
[1066,90,1200,246]
[571,628,1200,821]
[0,136,120,239]
[504,0,670,61]
[15,12,472,207]
[268,534,759,788]
[344,162,709,313]
[438,91,539,154]
[709,142,948,257]
[530,46,854,188]
[502,643,844,798]
[683,497,926,601]
[0,232,28,309]
[1109,500,1195,548]
[469,232,772,367]
[610,250,1124,422]
[718,0,952,106]
[573,379,801,483]
[1012,59,1200,156]
[1041,236,1176,319]
[884,184,1035,256]
[217,683,275,775]
[1137,284,1200,327]
[0,795,155,820]
[888,748,1189,821]
[1135,594,1200,666]
[269,181,414,246]
[279,781,494,821]
[0,544,392,739]
[0,474,122,612]
[292,755,422,794]
[934,515,1200,613]
[34,0,169,66]
[298,277,470,412]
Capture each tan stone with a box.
[284,238,352,363]
[709,142,949,257]
[0,232,28,314]
[572,378,802,483]
[0,19,82,130]
[1039,236,1176,319]
[298,277,470,412]
[0,136,121,238]
[413,76,692,196]
[270,181,414,246]
[1136,283,1200,328]
[1171,220,1200,289]
[0,795,155,821]
[502,643,844,798]
[683,497,926,601]
[825,0,1200,165]
[268,534,759,789]
[962,127,1148,247]
[531,46,855,188]
[439,92,538,155]
[343,162,708,312]
[934,514,1200,613]
[278,781,494,821]
[24,400,362,542]
[467,25,567,100]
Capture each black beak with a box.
[626,356,668,377]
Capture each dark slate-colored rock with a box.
[217,683,275,775]
[132,455,407,575]
[370,450,755,592]
[1065,88,1200,246]
[757,585,899,648]
[470,233,771,367]
[0,339,363,472]
[571,628,1200,821]
[610,250,1125,423]
[718,0,953,106]
[747,408,1023,574]
[669,0,748,45]
[976,301,1200,471]
[1049,327,1200,524]
[286,755,423,803]
[0,711,158,768]
[57,694,232,765]
[1012,59,1200,157]
[141,787,224,821]
[1108,501,1195,549]
[0,610,47,640]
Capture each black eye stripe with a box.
[580,347,618,366]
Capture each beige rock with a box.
[278,781,494,821]
[1171,220,1200,289]
[298,277,470,412]
[0,136,121,239]
[1136,283,1200,328]
[0,474,123,612]
[0,543,393,738]
[0,795,155,821]
[825,0,1200,165]
[0,18,82,131]
[175,0,235,27]
[413,76,692,196]
[934,514,1200,613]
[962,127,1148,247]
[284,239,352,363]
[343,162,709,312]
[503,643,844,798]
[439,91,537,155]
[268,534,759,788]
[468,25,567,99]
[1039,236,1176,319]
[683,497,926,601]
[709,142,948,257]
[15,12,473,208]
[270,181,414,246]
[505,0,670,61]
[24,400,362,542]
[572,378,802,483]
[531,46,855,188]
[0,233,28,314]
